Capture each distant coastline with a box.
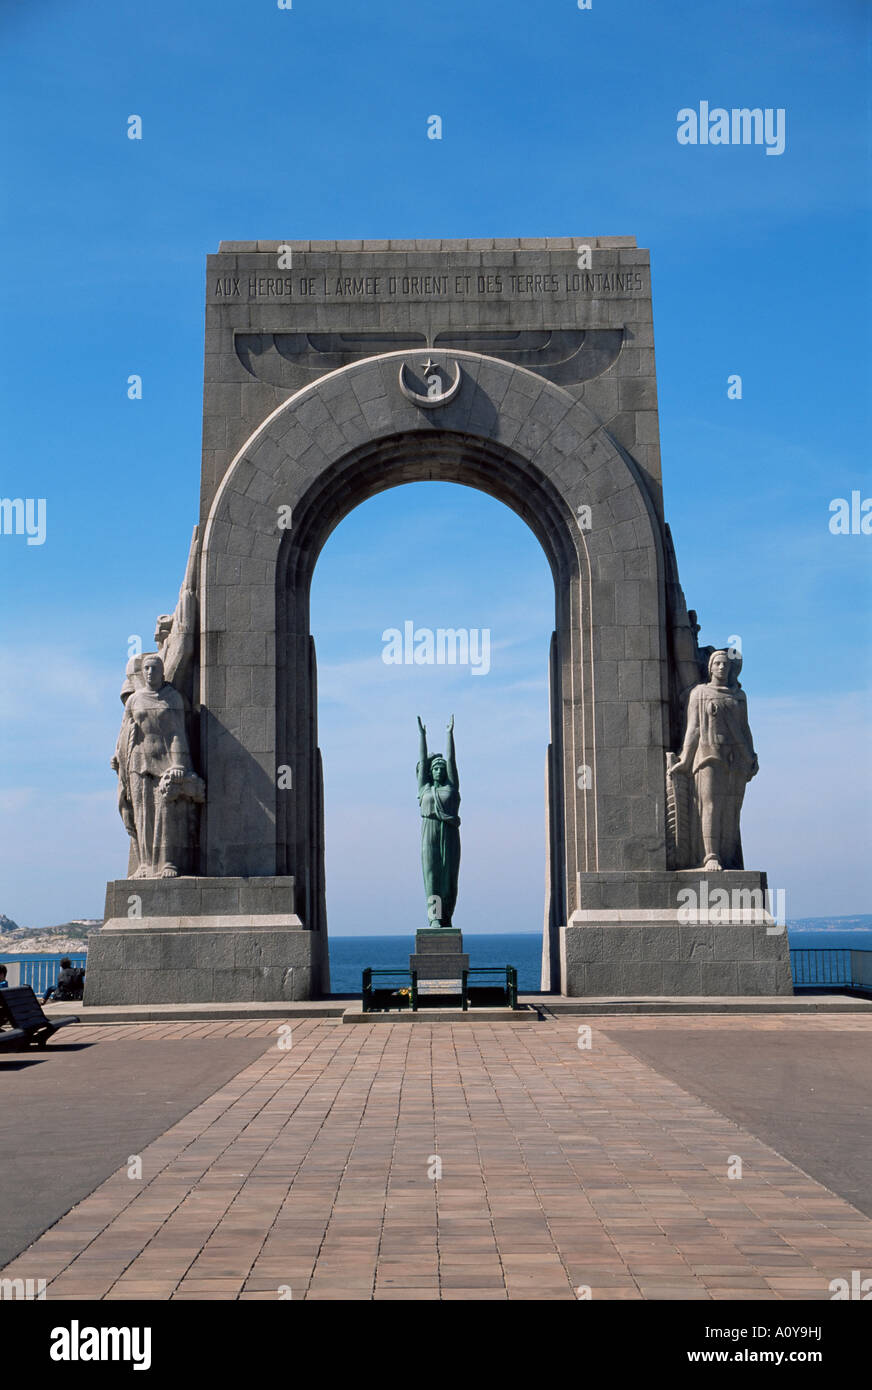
[2,922,869,997]
[0,914,869,959]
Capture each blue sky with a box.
[0,0,869,930]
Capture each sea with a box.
[3,921,870,997]
[329,933,543,994]
[328,925,872,994]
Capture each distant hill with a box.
[788,915,872,931]
[0,918,100,934]
[37,921,102,934]
[0,919,102,954]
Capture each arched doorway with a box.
[199,350,669,991]
[307,480,556,975]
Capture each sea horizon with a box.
[2,921,869,996]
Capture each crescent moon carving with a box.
[398,359,462,408]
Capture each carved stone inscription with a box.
[212,267,646,301]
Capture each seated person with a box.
[42,958,85,1003]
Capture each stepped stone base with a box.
[410,927,469,983]
[85,877,325,1004]
[560,871,794,997]
[344,1006,530,1024]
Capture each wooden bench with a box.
[0,986,79,1048]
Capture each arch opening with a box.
[274,432,579,968]
[305,480,556,969]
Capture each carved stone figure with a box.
[117,528,199,709]
[112,654,205,877]
[113,530,203,878]
[663,522,708,748]
[155,525,199,707]
[416,715,461,927]
[668,650,758,870]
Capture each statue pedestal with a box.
[559,871,793,997]
[84,877,329,1004]
[410,928,469,996]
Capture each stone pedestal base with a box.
[410,928,469,993]
[85,877,328,1004]
[560,871,793,997]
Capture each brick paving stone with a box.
[1,1014,870,1300]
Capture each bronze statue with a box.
[669,650,758,870]
[416,715,461,927]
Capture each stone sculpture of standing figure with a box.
[112,654,205,878]
[417,714,461,927]
[669,649,758,871]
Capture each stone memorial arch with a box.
[87,238,793,1004]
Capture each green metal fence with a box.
[362,964,519,1012]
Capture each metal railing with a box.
[361,968,417,1013]
[362,965,519,1011]
[0,953,87,997]
[790,948,871,991]
[462,966,518,1011]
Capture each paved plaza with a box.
[1,1012,870,1301]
